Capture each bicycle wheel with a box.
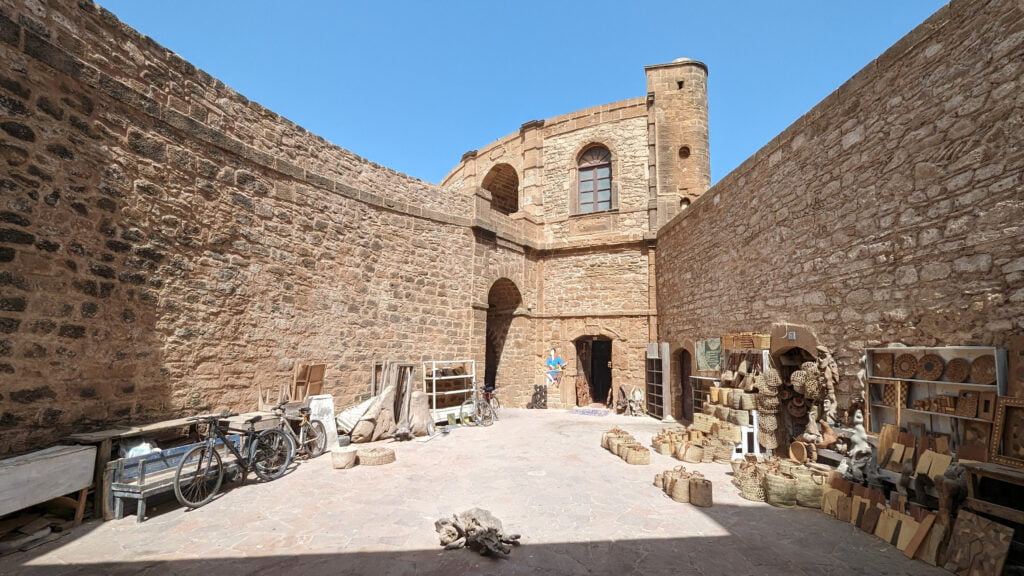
[251,428,293,481]
[475,400,495,427]
[458,399,477,426]
[300,420,327,458]
[174,445,224,508]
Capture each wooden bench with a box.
[108,435,240,522]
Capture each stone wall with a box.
[656,0,1024,404]
[0,0,479,454]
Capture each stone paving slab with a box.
[0,409,949,575]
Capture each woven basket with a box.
[760,429,779,450]
[731,389,743,410]
[918,353,945,381]
[789,441,817,464]
[679,441,705,463]
[729,409,750,426]
[652,437,674,456]
[894,353,918,379]
[946,357,970,383]
[654,473,664,489]
[791,370,808,395]
[971,354,997,384]
[765,472,798,508]
[663,466,688,496]
[357,447,396,466]
[757,394,780,411]
[616,439,641,459]
[602,429,630,450]
[714,439,735,463]
[740,393,757,410]
[738,465,766,502]
[625,446,651,465]
[701,439,716,463]
[690,477,713,507]
[715,405,732,422]
[670,471,694,503]
[759,412,778,432]
[709,387,721,404]
[795,470,826,508]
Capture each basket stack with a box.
[655,466,709,506]
[651,427,688,456]
[602,428,650,465]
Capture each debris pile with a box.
[434,508,521,557]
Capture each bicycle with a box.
[483,384,500,417]
[174,412,294,509]
[271,401,327,458]
[459,382,495,427]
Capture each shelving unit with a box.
[422,359,475,423]
[865,346,1007,442]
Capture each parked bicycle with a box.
[483,384,500,416]
[459,382,496,427]
[174,412,294,509]
[271,401,327,458]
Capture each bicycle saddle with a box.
[299,407,311,415]
[246,414,263,425]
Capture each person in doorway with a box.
[545,348,566,385]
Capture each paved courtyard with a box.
[0,408,948,576]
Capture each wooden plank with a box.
[919,517,948,566]
[964,497,1024,525]
[0,446,96,518]
[896,514,919,551]
[904,513,936,559]
[915,450,935,476]
[860,504,882,534]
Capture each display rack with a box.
[865,346,1007,440]
[422,359,476,423]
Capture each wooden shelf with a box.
[903,408,992,423]
[867,376,998,389]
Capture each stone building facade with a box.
[656,0,1023,418]
[0,0,709,454]
[2,0,1018,457]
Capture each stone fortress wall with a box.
[656,0,1024,408]
[3,0,1017,456]
[0,0,481,453]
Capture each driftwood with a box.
[435,508,521,557]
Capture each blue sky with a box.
[96,1,947,185]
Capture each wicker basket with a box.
[654,473,664,489]
[740,393,757,410]
[757,394,780,411]
[918,353,945,381]
[701,439,716,463]
[625,446,651,465]
[670,470,694,503]
[791,370,808,395]
[894,353,918,379]
[759,412,778,432]
[971,354,997,384]
[679,441,705,463]
[946,357,970,383]
[690,477,713,507]
[764,472,798,508]
[738,465,766,502]
[710,387,721,404]
[663,466,688,496]
[357,447,396,466]
[729,409,750,426]
[602,428,630,450]
[794,469,826,508]
[714,438,735,464]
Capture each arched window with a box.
[577,146,612,214]
[481,164,519,215]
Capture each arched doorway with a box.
[481,164,519,215]
[485,279,522,388]
[574,336,613,406]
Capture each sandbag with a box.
[407,390,435,437]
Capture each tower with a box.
[645,58,711,230]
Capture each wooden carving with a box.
[943,510,1013,576]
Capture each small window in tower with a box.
[678,146,691,159]
[677,80,685,89]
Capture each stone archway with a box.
[485,278,522,388]
[481,164,519,215]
